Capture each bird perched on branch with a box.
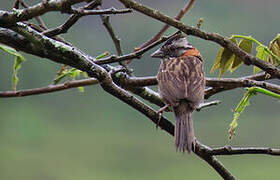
[151,32,205,153]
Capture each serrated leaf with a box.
[210,37,237,77]
[210,48,223,73]
[219,49,235,77]
[268,43,280,65]
[231,38,253,72]
[268,39,280,67]
[0,44,25,90]
[254,46,268,74]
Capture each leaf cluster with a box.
[211,34,280,77]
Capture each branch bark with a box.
[0,78,98,97]
[43,0,102,37]
[0,0,88,26]
[210,146,280,156]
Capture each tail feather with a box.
[174,101,195,153]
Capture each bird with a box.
[151,32,205,153]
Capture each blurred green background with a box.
[0,0,280,179]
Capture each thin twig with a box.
[0,78,98,97]
[96,32,179,65]
[100,15,123,56]
[43,0,102,37]
[196,100,221,111]
[210,145,280,156]
[126,0,196,64]
[17,0,48,29]
[99,13,130,72]
[205,77,280,99]
[70,7,132,15]
[13,0,20,9]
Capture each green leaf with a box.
[53,71,72,84]
[12,56,25,90]
[229,88,254,139]
[71,69,81,80]
[52,68,85,92]
[210,48,223,73]
[268,36,280,67]
[268,42,280,65]
[231,38,253,72]
[96,51,110,59]
[254,46,268,74]
[0,44,25,90]
[210,37,237,77]
[53,68,82,84]
[219,49,235,77]
[275,34,280,47]
[0,44,24,58]
[82,72,88,78]
[229,87,280,139]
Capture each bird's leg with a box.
[156,104,170,129]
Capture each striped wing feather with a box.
[157,56,205,108]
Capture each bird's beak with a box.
[151,49,164,58]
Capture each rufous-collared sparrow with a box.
[151,32,205,153]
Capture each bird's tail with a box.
[173,101,195,153]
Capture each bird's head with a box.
[151,32,195,59]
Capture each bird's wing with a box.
[157,56,205,107]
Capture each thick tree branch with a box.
[15,0,48,30]
[0,0,130,28]
[195,142,236,180]
[0,27,217,112]
[0,0,89,26]
[118,0,280,79]
[7,23,95,72]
